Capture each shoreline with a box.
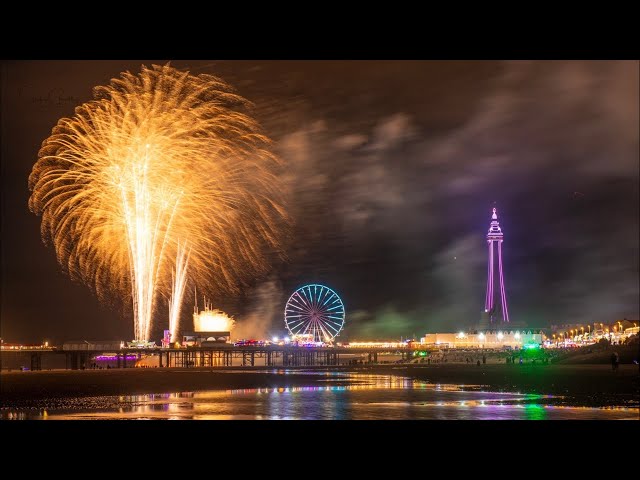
[1,364,638,409]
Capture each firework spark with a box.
[29,64,287,341]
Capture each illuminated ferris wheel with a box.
[284,284,346,343]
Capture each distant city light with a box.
[96,354,138,361]
[346,341,406,348]
[272,336,279,343]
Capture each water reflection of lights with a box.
[226,375,430,395]
[3,373,638,420]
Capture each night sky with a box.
[1,60,638,344]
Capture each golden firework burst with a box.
[29,64,288,341]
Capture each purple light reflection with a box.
[96,355,138,361]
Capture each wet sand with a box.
[1,364,638,408]
[377,364,639,407]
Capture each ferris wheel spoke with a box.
[299,290,314,309]
[302,288,313,305]
[317,322,329,342]
[308,286,315,306]
[308,288,316,311]
[314,287,323,310]
[322,294,336,306]
[290,298,309,311]
[304,322,314,334]
[292,291,305,306]
[288,320,306,331]
[316,286,326,306]
[324,318,340,336]
[315,319,324,342]
[324,317,344,326]
[321,321,341,334]
[321,286,330,299]
[289,295,306,307]
[324,320,344,332]
[317,322,331,341]
[294,291,311,309]
[287,313,310,325]
[287,302,306,310]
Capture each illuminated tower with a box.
[484,207,509,323]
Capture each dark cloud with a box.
[265,60,639,338]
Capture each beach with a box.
[2,364,638,409]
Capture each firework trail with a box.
[168,240,190,342]
[29,64,288,341]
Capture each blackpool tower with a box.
[483,207,510,324]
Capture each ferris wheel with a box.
[284,284,345,343]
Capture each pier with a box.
[0,345,417,371]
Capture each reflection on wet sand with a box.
[2,373,638,420]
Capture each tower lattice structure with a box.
[484,207,510,323]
